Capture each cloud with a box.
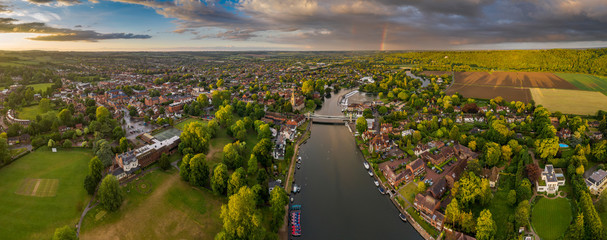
[24,0,84,6]
[0,3,10,13]
[0,18,151,41]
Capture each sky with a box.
[0,0,606,51]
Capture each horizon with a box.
[1,0,607,51]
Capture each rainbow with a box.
[379,25,388,51]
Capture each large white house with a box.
[586,169,607,195]
[536,165,565,194]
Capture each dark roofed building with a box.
[427,178,447,199]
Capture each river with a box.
[290,89,423,240]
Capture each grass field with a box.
[175,118,207,130]
[0,147,92,240]
[488,188,515,239]
[398,182,417,204]
[15,178,59,197]
[17,104,57,121]
[81,169,224,240]
[28,83,54,92]
[555,73,607,95]
[531,197,572,240]
[530,88,607,115]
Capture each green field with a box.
[555,73,607,95]
[28,83,54,92]
[81,169,224,240]
[530,88,607,115]
[531,197,572,240]
[398,182,417,204]
[0,147,92,240]
[488,188,515,239]
[17,104,57,121]
[175,118,207,130]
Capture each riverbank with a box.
[349,127,436,240]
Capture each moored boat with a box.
[363,161,370,169]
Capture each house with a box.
[444,228,477,240]
[482,167,500,188]
[421,146,455,166]
[369,134,391,153]
[445,158,468,188]
[379,159,408,187]
[536,164,565,194]
[414,193,445,230]
[113,151,140,180]
[407,158,425,178]
[268,180,282,194]
[427,178,447,199]
[586,169,607,195]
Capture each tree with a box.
[58,109,72,126]
[89,156,104,183]
[219,186,265,240]
[96,106,110,122]
[84,175,97,195]
[0,137,9,164]
[567,213,585,240]
[526,164,541,183]
[593,140,607,162]
[445,198,461,226]
[517,179,532,202]
[223,142,244,169]
[269,186,289,231]
[179,154,192,181]
[158,153,171,170]
[215,105,234,127]
[579,191,603,239]
[378,106,388,115]
[98,175,123,212]
[52,225,78,240]
[48,139,56,148]
[252,138,273,168]
[507,190,517,206]
[501,145,512,161]
[302,80,314,96]
[476,209,496,240]
[450,125,460,141]
[212,163,229,195]
[96,140,114,167]
[468,140,477,151]
[179,121,210,154]
[257,124,272,140]
[119,137,128,153]
[480,178,493,206]
[247,155,258,176]
[515,201,530,229]
[535,137,559,159]
[356,117,368,134]
[189,153,210,187]
[228,168,246,196]
[62,139,72,148]
[460,211,476,234]
[484,142,502,167]
[40,98,51,113]
[416,181,427,194]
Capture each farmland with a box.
[446,84,532,102]
[555,73,607,95]
[452,72,576,89]
[530,88,607,115]
[0,147,92,240]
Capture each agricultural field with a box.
[454,72,576,89]
[530,88,607,115]
[531,197,572,240]
[0,147,92,240]
[80,170,224,240]
[555,73,607,95]
[446,84,532,102]
[17,104,57,121]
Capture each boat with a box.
[368,170,374,177]
[378,186,386,194]
[399,213,407,222]
[363,161,370,169]
[374,180,380,187]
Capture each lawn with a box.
[81,169,225,240]
[175,117,208,130]
[0,147,92,240]
[17,104,57,121]
[398,182,417,205]
[488,188,515,240]
[27,83,54,92]
[555,73,607,95]
[531,197,572,240]
[406,207,439,237]
[530,88,607,115]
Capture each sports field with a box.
[531,197,572,240]
[153,127,182,141]
[530,88,607,115]
[555,73,607,95]
[0,147,92,240]
[28,83,54,92]
[17,104,57,121]
[80,170,224,240]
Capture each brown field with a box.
[530,88,607,115]
[446,84,532,102]
[421,71,452,76]
[454,72,577,89]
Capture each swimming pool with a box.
[559,143,569,148]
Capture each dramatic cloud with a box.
[0,18,151,41]
[24,0,84,6]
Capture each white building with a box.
[536,165,565,194]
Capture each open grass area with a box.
[398,182,417,204]
[531,197,572,240]
[175,118,208,130]
[530,88,607,115]
[17,104,57,121]
[81,169,224,240]
[406,207,439,237]
[0,147,92,240]
[27,83,54,92]
[488,188,515,239]
[555,73,607,95]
